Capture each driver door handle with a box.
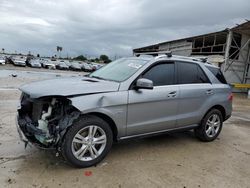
[167,91,177,98]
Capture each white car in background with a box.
[13,58,26,67]
[28,59,42,68]
[56,61,69,70]
[91,62,104,70]
[40,59,56,69]
[81,63,93,72]
[0,57,6,65]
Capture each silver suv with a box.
[17,52,232,167]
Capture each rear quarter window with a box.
[205,66,227,84]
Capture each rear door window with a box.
[177,62,210,84]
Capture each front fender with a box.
[68,91,128,138]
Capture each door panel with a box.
[127,85,179,136]
[176,61,212,127]
[176,84,213,127]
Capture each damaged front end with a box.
[17,93,80,149]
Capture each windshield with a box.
[89,58,148,82]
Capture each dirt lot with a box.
[0,65,250,188]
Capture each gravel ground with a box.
[0,65,250,188]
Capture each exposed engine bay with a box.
[17,93,80,148]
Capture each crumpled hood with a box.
[19,76,120,98]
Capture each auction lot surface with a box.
[0,65,250,188]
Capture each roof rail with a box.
[134,51,211,64]
[171,55,210,64]
[134,51,172,57]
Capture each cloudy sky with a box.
[0,0,249,58]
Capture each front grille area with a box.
[17,93,47,146]
[19,93,46,122]
[19,93,33,118]
[17,93,78,148]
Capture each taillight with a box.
[228,93,233,101]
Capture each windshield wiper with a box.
[91,76,108,81]
[90,76,118,82]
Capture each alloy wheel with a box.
[71,125,107,161]
[205,114,221,138]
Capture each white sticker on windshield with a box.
[128,63,142,69]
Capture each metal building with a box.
[133,21,250,85]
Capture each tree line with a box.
[73,54,111,64]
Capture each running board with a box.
[119,124,199,141]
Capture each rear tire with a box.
[61,115,113,168]
[194,109,223,142]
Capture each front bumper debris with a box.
[16,115,29,147]
[18,115,46,136]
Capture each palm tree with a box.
[57,46,62,58]
[2,48,4,54]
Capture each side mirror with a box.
[135,78,153,90]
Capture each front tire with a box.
[194,109,223,142]
[61,115,113,168]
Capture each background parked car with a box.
[27,59,42,68]
[13,57,26,67]
[69,62,82,71]
[40,59,56,69]
[0,56,6,65]
[5,56,13,64]
[64,61,71,67]
[81,63,93,72]
[92,63,104,70]
[56,61,69,70]
[89,63,97,71]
